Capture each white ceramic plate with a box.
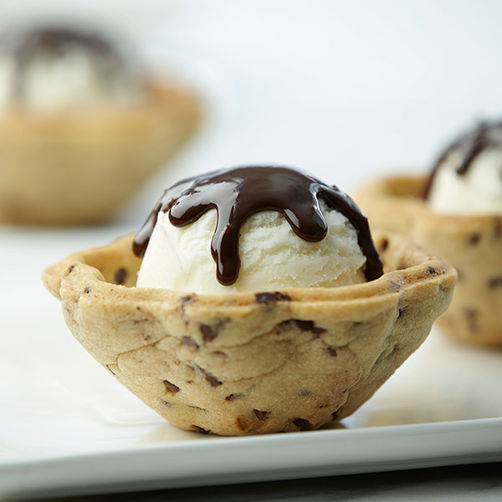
[1,228,502,499]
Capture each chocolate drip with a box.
[0,26,126,100]
[424,120,502,198]
[3,27,115,61]
[133,166,383,286]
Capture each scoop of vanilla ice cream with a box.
[428,148,502,215]
[19,50,140,112]
[136,202,367,294]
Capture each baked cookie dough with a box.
[43,231,455,435]
[356,176,502,348]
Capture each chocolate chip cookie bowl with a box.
[43,166,455,435]
[355,122,502,348]
[0,26,200,225]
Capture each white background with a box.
[2,0,502,225]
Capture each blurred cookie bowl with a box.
[0,25,201,226]
[355,121,502,349]
[355,174,502,348]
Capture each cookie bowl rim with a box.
[42,231,457,310]
[0,76,201,137]
[356,174,502,227]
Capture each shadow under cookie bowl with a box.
[355,120,502,348]
[0,25,200,226]
[43,166,456,435]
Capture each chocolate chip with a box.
[205,374,222,387]
[180,296,194,327]
[182,336,199,349]
[67,265,75,274]
[326,346,337,357]
[114,267,127,285]
[488,276,502,289]
[192,425,210,434]
[464,308,479,332]
[83,286,92,294]
[236,417,249,431]
[255,291,292,304]
[280,319,326,336]
[253,409,270,421]
[298,389,311,396]
[469,233,481,245]
[200,324,218,342]
[163,380,180,393]
[187,405,206,411]
[225,393,243,401]
[294,320,325,335]
[136,306,142,311]
[293,418,313,430]
[195,365,222,387]
[380,238,389,252]
[427,266,437,275]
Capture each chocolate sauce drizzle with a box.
[133,166,383,286]
[0,26,126,100]
[424,120,502,198]
[3,27,116,61]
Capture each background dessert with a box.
[356,121,502,348]
[43,165,455,435]
[0,26,143,111]
[0,25,200,226]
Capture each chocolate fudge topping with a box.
[133,166,383,286]
[424,120,502,198]
[4,27,115,61]
[0,26,127,99]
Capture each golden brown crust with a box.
[356,175,502,348]
[42,232,455,435]
[0,80,200,225]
